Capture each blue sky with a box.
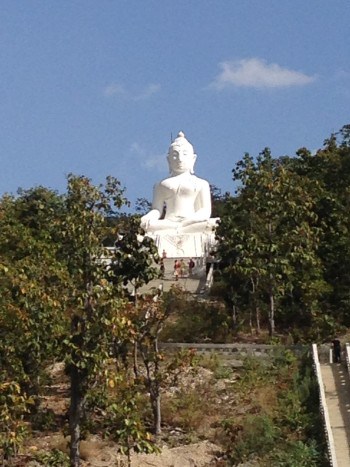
[1,1,349,208]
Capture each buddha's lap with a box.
[146,218,218,234]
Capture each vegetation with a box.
[218,350,327,465]
[216,124,350,340]
[0,176,159,466]
[1,125,349,465]
[160,349,327,466]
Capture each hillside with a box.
[13,344,326,467]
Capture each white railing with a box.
[312,343,338,467]
[345,343,350,377]
[205,262,214,290]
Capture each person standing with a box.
[188,258,195,276]
[159,258,165,278]
[174,259,180,281]
[180,259,186,278]
[332,338,342,363]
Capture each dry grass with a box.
[16,350,322,466]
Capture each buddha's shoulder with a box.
[157,175,209,187]
[192,175,210,186]
[186,175,210,190]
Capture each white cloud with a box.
[133,84,161,101]
[103,83,126,97]
[143,154,167,170]
[129,142,167,172]
[103,83,161,100]
[129,142,145,156]
[211,58,316,89]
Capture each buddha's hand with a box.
[180,217,208,227]
[140,210,161,229]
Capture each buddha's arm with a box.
[181,181,212,225]
[140,184,164,226]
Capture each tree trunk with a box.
[133,341,139,378]
[255,306,261,335]
[268,291,275,337]
[232,304,237,328]
[154,393,161,435]
[250,277,258,335]
[267,224,275,337]
[69,365,84,467]
[230,287,237,330]
[153,337,161,435]
[69,314,86,467]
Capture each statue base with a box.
[147,231,217,258]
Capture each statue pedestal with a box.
[147,231,217,258]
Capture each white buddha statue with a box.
[141,132,217,235]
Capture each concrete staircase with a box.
[321,362,350,466]
[136,257,208,295]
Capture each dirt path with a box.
[26,434,221,466]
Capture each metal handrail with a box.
[345,343,350,378]
[312,343,338,467]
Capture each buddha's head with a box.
[167,131,197,175]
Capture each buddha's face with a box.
[167,144,197,175]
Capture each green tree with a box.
[0,187,67,459]
[58,175,159,466]
[56,175,130,466]
[285,126,350,328]
[112,215,159,300]
[210,184,230,218]
[129,295,169,435]
[0,176,160,466]
[0,188,67,395]
[217,149,324,336]
[135,197,151,215]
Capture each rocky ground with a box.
[25,434,221,466]
[16,334,288,467]
[18,362,234,466]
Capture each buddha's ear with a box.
[190,153,197,174]
[166,153,172,174]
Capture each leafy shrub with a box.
[163,380,216,432]
[217,352,327,465]
[160,294,232,343]
[0,379,32,462]
[213,364,232,380]
[31,408,57,431]
[224,414,280,463]
[33,448,70,466]
[109,396,160,467]
[164,388,205,431]
[236,356,271,391]
[198,353,233,379]
[198,353,220,372]
[271,440,324,466]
